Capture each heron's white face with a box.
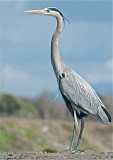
[43,8,60,17]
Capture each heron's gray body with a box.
[59,65,110,124]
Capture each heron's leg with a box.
[72,118,84,152]
[68,124,76,151]
[68,110,78,151]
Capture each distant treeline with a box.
[0,91,112,121]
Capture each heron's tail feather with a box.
[99,106,111,125]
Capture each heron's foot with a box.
[65,148,72,152]
[71,149,85,154]
[60,148,72,153]
[71,149,78,153]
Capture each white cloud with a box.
[85,71,111,84]
[2,66,29,81]
[105,59,113,69]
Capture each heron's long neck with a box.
[51,16,63,80]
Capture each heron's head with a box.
[24,7,64,18]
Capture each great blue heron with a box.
[25,7,111,152]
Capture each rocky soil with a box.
[0,150,113,160]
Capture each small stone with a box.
[8,153,13,156]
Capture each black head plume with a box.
[48,7,70,28]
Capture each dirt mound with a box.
[0,118,112,153]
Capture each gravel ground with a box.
[0,151,113,160]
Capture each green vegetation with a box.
[42,147,58,153]
[7,121,15,128]
[1,120,47,152]
[0,94,38,118]
[0,130,16,144]
[72,142,100,153]
[0,94,21,115]
[79,145,100,153]
[0,119,110,152]
[0,130,16,151]
[0,139,9,152]
[6,120,46,146]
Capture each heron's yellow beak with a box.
[24,10,45,14]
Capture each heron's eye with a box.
[61,73,65,78]
[47,9,51,13]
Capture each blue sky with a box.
[0,1,112,97]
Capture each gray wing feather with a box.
[59,67,111,124]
